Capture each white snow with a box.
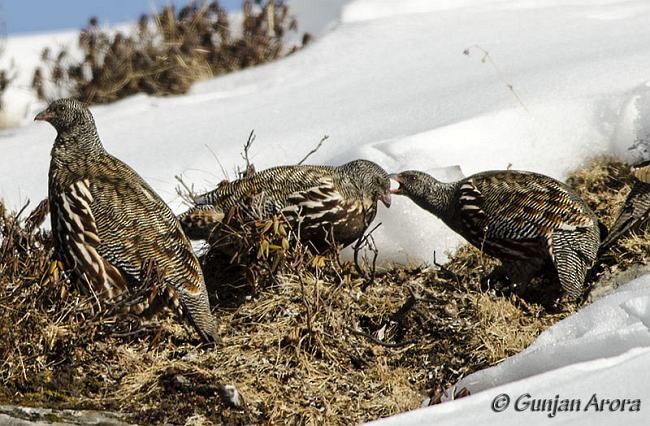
[1,0,650,424]
[371,276,650,425]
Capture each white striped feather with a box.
[54,179,127,298]
[282,178,345,225]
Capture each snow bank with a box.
[371,348,650,425]
[0,30,78,128]
[370,276,650,425]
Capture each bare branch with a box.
[297,135,329,165]
[240,130,256,178]
[353,222,381,287]
[15,199,30,220]
[24,198,50,231]
[174,174,196,206]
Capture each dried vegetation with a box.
[0,35,16,126]
[32,1,308,104]
[0,158,647,424]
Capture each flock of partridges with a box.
[34,98,650,343]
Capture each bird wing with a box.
[202,165,340,217]
[50,178,128,297]
[280,176,347,226]
[458,171,595,257]
[281,176,378,249]
[88,155,201,289]
[86,154,216,341]
[549,228,594,298]
[178,205,225,240]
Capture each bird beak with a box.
[388,174,402,194]
[379,191,391,208]
[34,109,52,122]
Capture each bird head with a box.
[35,98,94,133]
[389,170,434,200]
[344,159,392,208]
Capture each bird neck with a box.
[410,178,459,223]
[52,123,105,160]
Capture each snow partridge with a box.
[37,98,218,343]
[600,161,650,251]
[179,160,391,251]
[390,169,601,300]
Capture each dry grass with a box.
[567,157,630,228]
[0,37,17,128]
[33,1,308,104]
[1,158,648,424]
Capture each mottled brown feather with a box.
[40,98,218,343]
[392,169,600,299]
[180,160,391,250]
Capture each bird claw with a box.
[46,259,64,280]
[480,269,512,294]
[41,260,69,298]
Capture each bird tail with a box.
[178,205,225,240]
[599,181,650,254]
[165,275,220,344]
[550,227,599,300]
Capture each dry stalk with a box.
[297,135,330,165]
[353,222,381,287]
[463,44,528,112]
[241,129,257,177]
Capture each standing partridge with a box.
[36,98,218,343]
[179,160,391,251]
[390,169,601,300]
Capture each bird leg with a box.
[482,259,542,298]
[41,259,69,298]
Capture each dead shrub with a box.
[33,1,309,104]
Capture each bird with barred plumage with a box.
[179,160,392,251]
[599,161,650,252]
[36,98,218,343]
[390,169,602,300]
